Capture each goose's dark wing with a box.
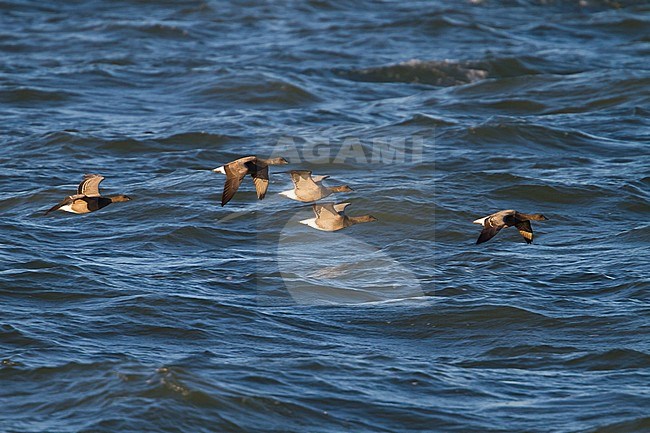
[476,224,504,244]
[45,194,83,215]
[251,165,269,200]
[226,156,257,177]
[77,174,104,197]
[515,220,534,244]
[221,175,246,206]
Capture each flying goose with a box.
[473,210,548,244]
[279,170,353,202]
[213,156,288,206]
[45,174,131,215]
[300,202,377,231]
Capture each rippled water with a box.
[1,0,649,432]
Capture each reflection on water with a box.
[277,213,424,304]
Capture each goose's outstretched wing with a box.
[77,174,104,197]
[312,202,340,220]
[476,224,504,244]
[333,202,351,214]
[290,170,317,189]
[251,165,269,200]
[45,194,84,215]
[221,175,246,206]
[515,220,534,244]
